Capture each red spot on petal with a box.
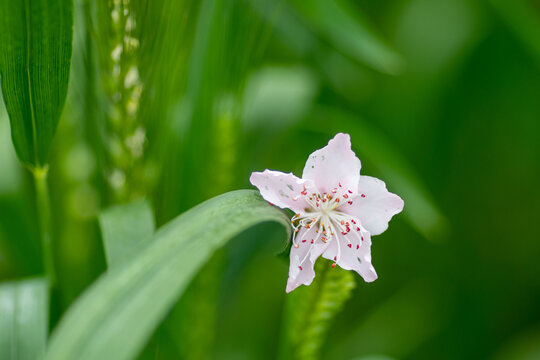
[361,236,364,241]
[334,256,337,261]
[311,239,314,244]
[348,201,353,205]
[302,240,306,243]
[356,245,359,249]
[299,266,303,270]
[268,202,274,206]
[347,244,352,248]
[351,220,356,224]
[361,194,366,198]
[338,182,342,187]
[348,189,352,194]
[356,227,360,231]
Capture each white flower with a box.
[250,133,404,292]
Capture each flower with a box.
[250,133,404,292]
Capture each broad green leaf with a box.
[0,278,49,360]
[0,0,73,167]
[292,0,404,74]
[307,106,448,241]
[45,190,290,360]
[99,200,155,269]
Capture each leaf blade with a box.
[0,278,49,360]
[0,0,73,166]
[45,190,290,360]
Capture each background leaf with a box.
[98,199,155,269]
[44,190,290,360]
[0,278,49,360]
[0,0,73,167]
[291,0,404,74]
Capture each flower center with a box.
[290,185,366,267]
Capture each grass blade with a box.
[0,0,73,167]
[0,278,49,360]
[45,190,290,360]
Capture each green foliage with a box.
[99,199,155,268]
[0,278,48,360]
[283,259,356,360]
[291,0,404,74]
[44,190,290,360]
[0,0,73,167]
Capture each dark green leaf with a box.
[99,199,155,269]
[45,190,290,360]
[0,0,73,167]
[0,278,49,360]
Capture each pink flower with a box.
[250,133,404,292]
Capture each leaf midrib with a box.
[24,0,39,166]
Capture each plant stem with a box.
[33,166,56,287]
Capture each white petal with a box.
[286,226,328,293]
[302,133,361,194]
[322,230,377,282]
[339,175,404,236]
[250,170,313,213]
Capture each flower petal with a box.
[339,175,404,236]
[286,226,329,293]
[322,230,377,282]
[302,133,361,194]
[250,170,314,213]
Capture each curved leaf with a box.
[0,0,73,167]
[45,190,290,360]
[0,278,49,360]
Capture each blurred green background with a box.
[1,0,539,359]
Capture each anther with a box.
[343,194,349,199]
[331,263,336,268]
[294,244,299,248]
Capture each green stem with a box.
[33,166,56,287]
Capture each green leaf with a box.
[0,278,49,360]
[98,199,155,269]
[292,0,404,74]
[0,0,73,167]
[45,190,290,360]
